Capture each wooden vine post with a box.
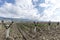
[2,20,14,40]
[48,21,51,30]
[34,21,37,33]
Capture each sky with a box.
[0,0,60,22]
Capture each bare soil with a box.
[0,22,60,40]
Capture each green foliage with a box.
[10,28,13,32]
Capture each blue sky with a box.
[0,0,60,22]
[32,0,45,13]
[0,0,45,13]
[0,0,15,6]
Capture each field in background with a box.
[0,22,60,40]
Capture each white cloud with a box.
[39,0,60,22]
[0,0,41,21]
[39,3,49,7]
[1,0,60,22]
[32,0,38,2]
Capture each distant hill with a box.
[0,17,34,22]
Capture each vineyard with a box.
[0,21,60,40]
